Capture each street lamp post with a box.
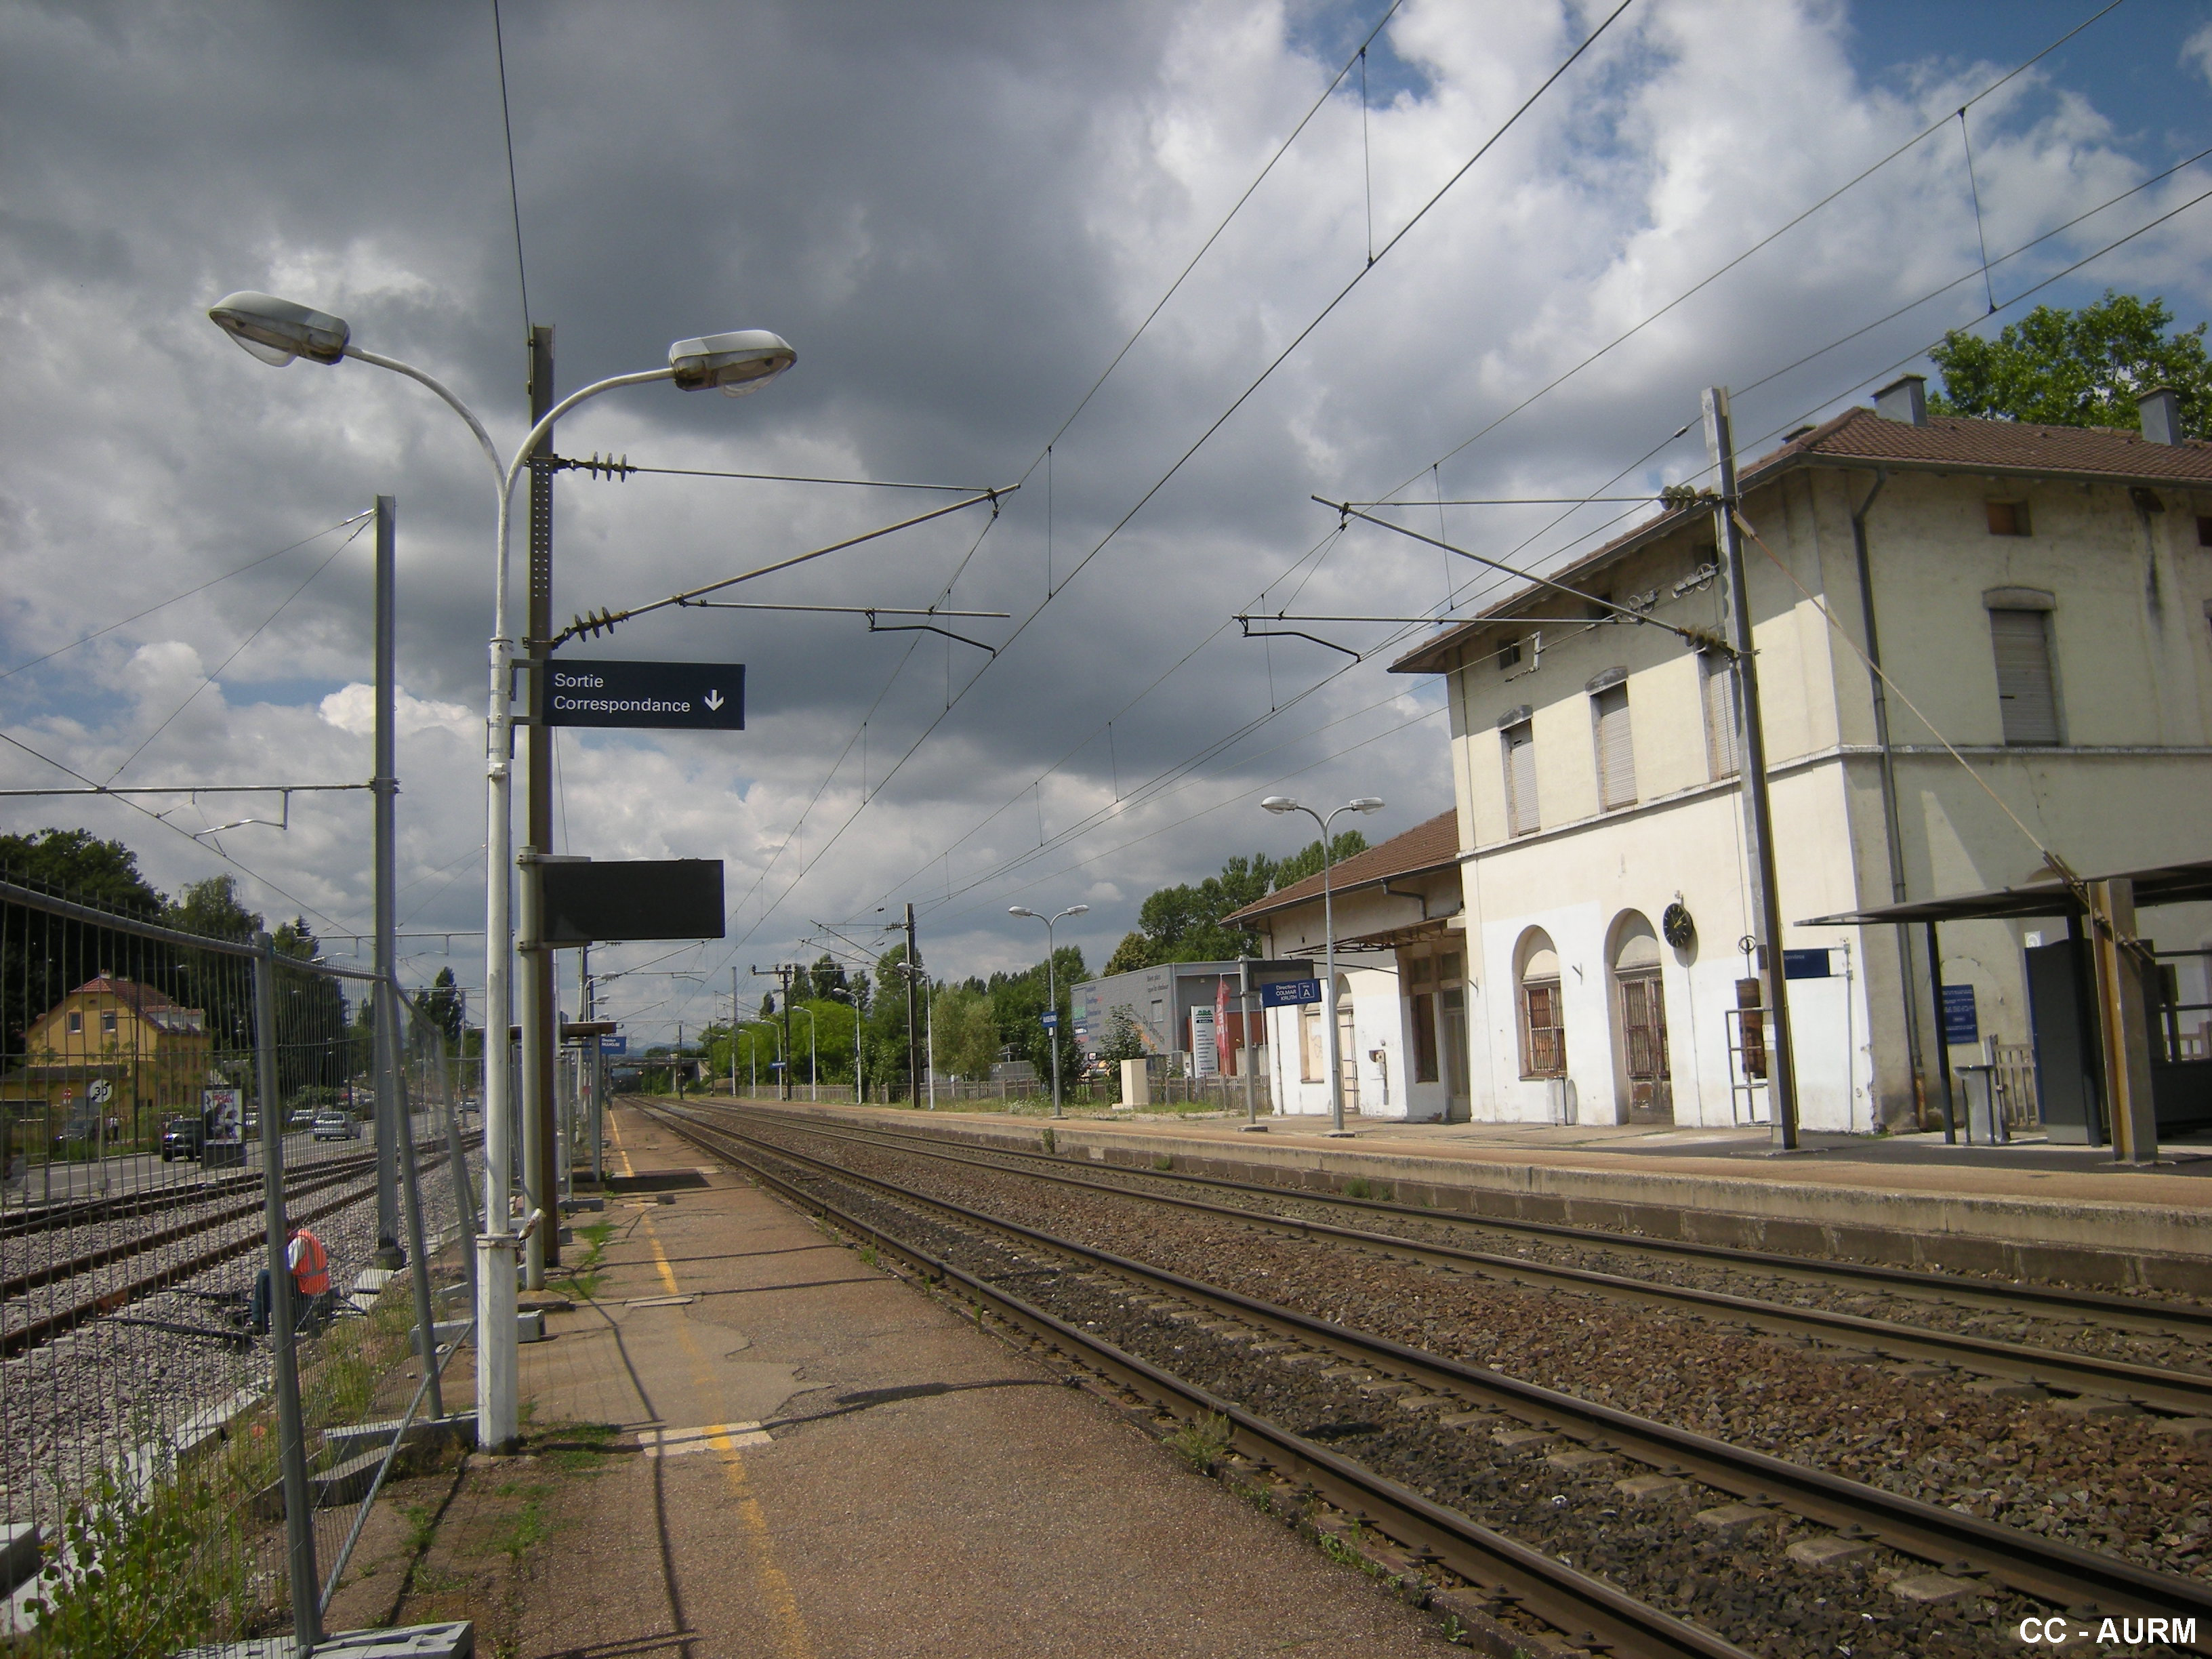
[1261,796,1383,1136]
[209,291,793,1451]
[1008,904,1088,1118]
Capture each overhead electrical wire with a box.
[714,1,1635,963]
[858,147,2212,935]
[781,0,2116,954]
[0,511,373,684]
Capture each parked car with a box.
[286,1108,315,1133]
[159,1115,205,1162]
[311,1109,359,1142]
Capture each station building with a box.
[1370,380,2212,1132]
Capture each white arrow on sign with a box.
[704,689,724,711]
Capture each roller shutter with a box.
[1990,608,2060,746]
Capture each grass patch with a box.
[550,1220,616,1301]
[1152,1153,1174,1172]
[491,1489,552,1561]
[1340,1176,1390,1201]
[1164,1412,1231,1471]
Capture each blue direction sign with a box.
[1040,1011,1059,1029]
[544,659,744,730]
[1940,983,1980,1046]
[601,1035,627,1057]
[1261,977,1322,1008]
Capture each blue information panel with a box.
[1261,977,1322,1008]
[1040,1011,1059,1029]
[600,1035,627,1057]
[1782,948,1832,980]
[1940,983,1980,1046]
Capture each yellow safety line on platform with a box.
[625,1113,817,1659]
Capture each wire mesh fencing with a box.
[0,873,483,1656]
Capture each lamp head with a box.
[1008,906,1037,919]
[669,329,796,395]
[207,291,350,367]
[1261,796,1301,815]
[1348,796,1385,813]
[1063,904,1089,918]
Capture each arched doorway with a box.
[1515,930,1565,1080]
[1610,912,1671,1124]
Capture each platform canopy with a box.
[1798,859,2212,928]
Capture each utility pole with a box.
[371,495,402,1267]
[1705,386,1802,1152]
[904,904,920,1106]
[750,964,798,1100]
[519,323,560,1278]
[731,966,739,1095]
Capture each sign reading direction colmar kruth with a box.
[543,659,744,730]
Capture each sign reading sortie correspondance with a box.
[542,659,745,731]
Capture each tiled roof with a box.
[1390,406,2212,675]
[1223,809,1459,925]
[69,976,182,1011]
[1771,405,2212,480]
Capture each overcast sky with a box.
[3,0,2208,1040]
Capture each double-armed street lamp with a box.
[1261,796,1383,1136]
[207,291,794,1452]
[1008,903,1087,1118]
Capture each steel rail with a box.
[647,1106,1750,1659]
[1,1138,472,1359]
[708,1105,2212,1414]
[667,1105,2212,1635]
[2,1149,375,1239]
[721,1103,2212,1338]
[2,1154,380,1302]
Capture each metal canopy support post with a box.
[2090,878,2161,1166]
[373,495,403,1268]
[1925,922,1957,1143]
[1705,386,1803,1152]
[254,933,321,1652]
[521,323,560,1282]
[1241,958,1258,1126]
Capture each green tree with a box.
[1929,291,2211,436]
[1125,836,1366,966]
[930,985,1001,1080]
[1102,931,1155,975]
[0,829,169,1061]
[412,966,465,1046]
[0,827,165,918]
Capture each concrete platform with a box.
[475,1105,1451,1658]
[695,1097,2212,1290]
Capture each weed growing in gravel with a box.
[552,1221,617,1300]
[1040,1127,1056,1153]
[858,1241,879,1269]
[492,1486,552,1560]
[1341,1177,1389,1200]
[1153,1153,1174,1172]
[1164,1412,1231,1471]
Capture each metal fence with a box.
[0,873,482,1656]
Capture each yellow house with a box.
[1,975,213,1132]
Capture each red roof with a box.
[71,976,182,1011]
[1391,405,2212,675]
[1223,810,1459,925]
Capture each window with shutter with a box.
[1593,684,1635,809]
[1700,651,1740,779]
[1501,721,1538,836]
[1989,608,2060,745]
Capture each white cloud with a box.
[3,0,2204,1036]
[2186,22,2212,90]
[318,682,474,740]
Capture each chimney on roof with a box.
[2139,385,2182,446]
[1874,374,1929,426]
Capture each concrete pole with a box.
[1241,958,1257,1127]
[905,904,921,1105]
[1706,386,1803,1152]
[372,495,402,1267]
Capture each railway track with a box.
[2,1160,287,1240]
[706,1104,2212,1418]
[1,1138,470,1359]
[650,1103,2212,1658]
